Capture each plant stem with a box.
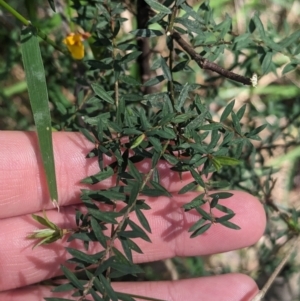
[251,235,300,301]
[172,31,252,86]
[0,0,69,55]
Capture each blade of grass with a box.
[21,26,58,208]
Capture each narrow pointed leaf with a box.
[135,208,151,233]
[91,83,114,104]
[60,265,84,290]
[188,218,206,232]
[252,13,265,38]
[219,220,241,230]
[144,0,171,14]
[99,274,118,301]
[220,100,235,122]
[190,223,211,238]
[90,217,107,248]
[21,26,58,207]
[81,166,114,184]
[66,247,97,264]
[150,180,172,197]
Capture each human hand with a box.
[0,131,266,301]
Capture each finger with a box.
[0,191,266,291]
[0,274,258,301]
[0,131,196,218]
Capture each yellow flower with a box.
[63,33,85,60]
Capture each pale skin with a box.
[0,131,266,301]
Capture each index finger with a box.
[0,131,195,219]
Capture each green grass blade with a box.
[21,26,58,208]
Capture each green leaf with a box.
[66,247,97,264]
[128,219,151,242]
[21,26,58,207]
[60,265,84,290]
[90,288,105,301]
[261,51,273,75]
[279,30,300,48]
[120,51,142,64]
[119,236,133,262]
[130,29,164,37]
[90,217,107,248]
[160,56,172,81]
[148,136,163,152]
[213,156,241,166]
[206,180,230,189]
[215,213,235,223]
[144,0,171,14]
[92,190,126,201]
[31,211,57,230]
[135,208,151,233]
[211,157,222,172]
[210,196,219,208]
[110,262,144,278]
[141,186,166,197]
[198,123,222,130]
[209,192,233,199]
[182,193,205,211]
[219,220,241,230]
[188,218,206,232]
[147,128,176,139]
[175,17,203,35]
[116,292,136,301]
[120,75,141,86]
[252,13,265,38]
[150,180,172,197]
[147,12,167,26]
[231,111,242,135]
[79,128,96,144]
[172,60,189,72]
[171,113,193,124]
[81,166,114,184]
[264,37,283,52]
[128,159,143,182]
[236,104,246,121]
[88,208,119,224]
[95,257,115,276]
[207,130,221,151]
[220,100,235,122]
[175,83,190,112]
[163,153,180,165]
[282,63,298,75]
[128,182,140,206]
[51,283,75,293]
[91,83,114,104]
[178,181,198,194]
[143,75,165,86]
[188,167,205,188]
[217,14,231,39]
[196,206,213,221]
[215,203,234,214]
[233,33,252,50]
[190,223,211,238]
[130,134,146,149]
[99,274,118,301]
[122,128,143,135]
[247,124,267,137]
[127,238,143,254]
[186,110,208,130]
